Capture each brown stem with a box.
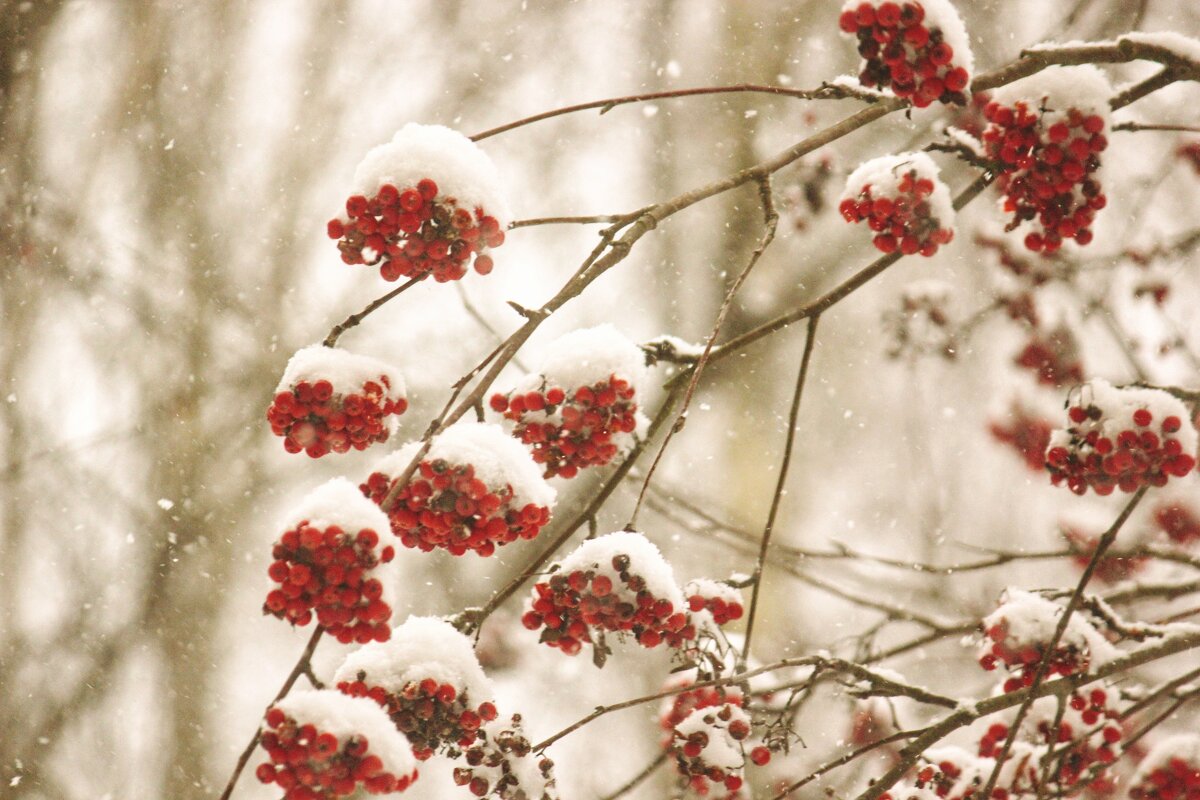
[218,626,325,800]
[599,751,670,800]
[741,315,820,668]
[470,83,875,142]
[323,275,424,347]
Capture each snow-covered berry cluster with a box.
[989,401,1053,472]
[669,701,766,798]
[491,325,649,479]
[684,579,745,627]
[328,123,509,283]
[1045,380,1198,496]
[268,346,407,458]
[1130,735,1200,800]
[257,690,418,798]
[522,531,696,657]
[981,67,1112,252]
[334,617,498,760]
[838,0,973,107]
[978,589,1107,693]
[453,714,559,800]
[361,423,555,557]
[839,153,955,256]
[264,480,397,644]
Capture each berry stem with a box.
[740,314,821,671]
[972,486,1149,800]
[469,83,879,142]
[628,176,779,528]
[217,626,325,800]
[323,275,425,348]
[598,750,669,800]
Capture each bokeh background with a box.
[3,1,1200,798]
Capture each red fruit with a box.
[750,746,771,766]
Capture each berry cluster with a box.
[670,703,771,799]
[264,522,394,644]
[453,714,558,800]
[1130,738,1200,800]
[327,179,504,283]
[338,674,498,760]
[490,376,640,478]
[1046,397,1197,496]
[1062,525,1147,584]
[1013,326,1083,388]
[268,376,407,459]
[979,616,1089,693]
[839,168,955,256]
[989,403,1053,472]
[838,2,971,107]
[257,704,416,798]
[361,459,550,557]
[521,555,696,656]
[660,680,743,744]
[686,589,745,627]
[982,100,1108,252]
[1155,503,1200,546]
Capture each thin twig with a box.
[323,275,424,347]
[218,626,325,800]
[741,315,820,668]
[599,751,670,800]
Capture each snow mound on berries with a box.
[473,716,558,799]
[1047,379,1198,458]
[841,151,956,228]
[985,588,1116,663]
[839,0,975,78]
[535,324,650,391]
[1132,733,1200,784]
[333,616,495,701]
[990,65,1112,119]
[273,689,417,777]
[352,123,511,226]
[558,530,684,606]
[1119,32,1200,64]
[282,477,392,537]
[674,704,750,771]
[684,578,743,606]
[375,422,556,509]
[277,345,406,402]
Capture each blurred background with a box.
[3,1,1200,798]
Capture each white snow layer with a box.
[535,324,649,391]
[984,588,1116,664]
[281,477,393,537]
[272,689,418,778]
[1132,733,1200,786]
[351,123,511,226]
[277,345,407,402]
[1047,379,1198,457]
[990,65,1113,119]
[333,616,495,703]
[370,422,556,509]
[841,151,956,229]
[684,578,744,606]
[557,530,684,607]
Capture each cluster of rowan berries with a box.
[838,2,971,107]
[1130,740,1200,800]
[452,714,558,800]
[686,591,745,627]
[1062,525,1147,584]
[1013,327,1083,388]
[839,170,955,256]
[268,376,407,458]
[979,615,1089,693]
[989,404,1053,472]
[338,674,498,761]
[910,757,973,800]
[257,705,416,798]
[490,376,639,478]
[327,179,504,283]
[981,101,1108,252]
[1046,402,1197,496]
[521,556,696,656]
[669,702,768,798]
[361,460,550,557]
[1155,503,1200,546]
[264,522,394,644]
